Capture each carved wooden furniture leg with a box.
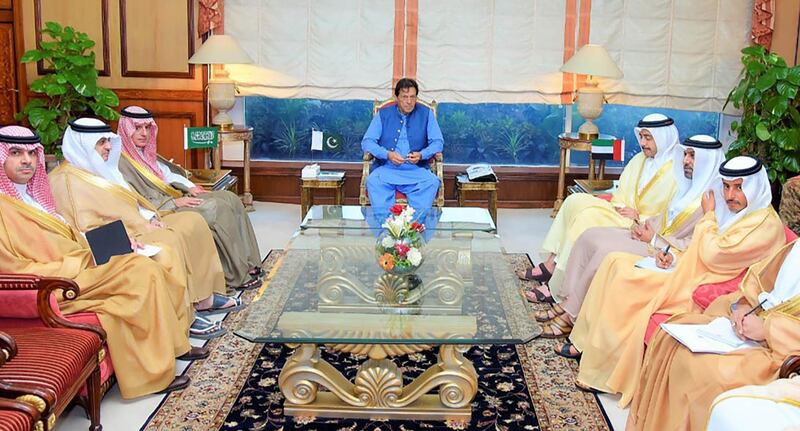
[279,343,478,420]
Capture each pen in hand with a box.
[744,298,768,317]
[662,244,671,256]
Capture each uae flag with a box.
[591,138,624,161]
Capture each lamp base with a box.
[578,120,599,140]
[211,111,233,130]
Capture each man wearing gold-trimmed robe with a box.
[627,239,800,431]
[535,135,726,339]
[49,118,241,339]
[116,106,263,289]
[568,156,785,407]
[522,113,682,304]
[706,376,800,431]
[0,125,200,398]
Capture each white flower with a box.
[381,236,395,248]
[407,248,422,266]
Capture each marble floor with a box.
[57,201,628,431]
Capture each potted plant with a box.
[725,45,800,189]
[16,21,120,157]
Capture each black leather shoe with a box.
[158,375,191,394]
[177,346,210,361]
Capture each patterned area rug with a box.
[142,251,612,431]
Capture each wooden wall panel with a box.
[35,0,110,76]
[0,22,17,123]
[113,89,204,168]
[119,0,194,78]
[773,0,800,66]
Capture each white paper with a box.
[136,244,161,258]
[635,256,674,273]
[660,317,761,354]
[311,130,323,151]
[438,207,494,228]
[341,206,365,220]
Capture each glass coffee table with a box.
[300,205,497,233]
[236,225,539,421]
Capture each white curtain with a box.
[223,0,752,111]
[416,0,567,104]
[225,0,395,100]
[589,0,752,111]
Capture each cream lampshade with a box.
[188,35,253,129]
[560,44,623,140]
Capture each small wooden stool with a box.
[300,177,345,219]
[456,178,498,226]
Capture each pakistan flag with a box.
[311,130,344,153]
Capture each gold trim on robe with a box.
[120,153,182,199]
[659,197,702,238]
[54,162,161,215]
[0,194,75,240]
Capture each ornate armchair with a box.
[0,274,106,431]
[359,98,445,207]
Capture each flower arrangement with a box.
[376,205,425,274]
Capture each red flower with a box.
[389,204,404,215]
[410,222,425,233]
[395,243,410,257]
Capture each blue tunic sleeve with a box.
[361,114,388,159]
[419,109,444,160]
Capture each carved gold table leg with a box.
[279,343,477,420]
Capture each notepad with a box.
[660,317,762,354]
[85,220,133,265]
[634,256,674,273]
[135,244,162,258]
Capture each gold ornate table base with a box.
[280,343,478,421]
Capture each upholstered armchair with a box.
[0,274,106,431]
[359,98,445,207]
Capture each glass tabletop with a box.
[235,228,541,345]
[300,205,496,233]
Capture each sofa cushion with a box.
[780,175,800,235]
[0,327,101,403]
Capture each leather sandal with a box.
[177,346,210,361]
[189,316,226,340]
[158,375,191,394]
[524,287,555,304]
[534,303,566,322]
[539,314,573,339]
[233,276,262,290]
[195,294,246,316]
[519,262,554,283]
[554,342,582,360]
[575,380,601,393]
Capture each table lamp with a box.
[560,44,623,140]
[188,35,253,130]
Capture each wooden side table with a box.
[552,132,614,217]
[300,177,346,219]
[456,178,498,226]
[218,125,254,212]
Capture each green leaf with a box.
[776,82,798,99]
[741,45,765,56]
[27,107,57,129]
[44,21,62,34]
[20,49,46,63]
[745,61,766,76]
[755,70,777,91]
[44,83,67,96]
[756,122,771,140]
[94,87,119,106]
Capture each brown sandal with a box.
[524,286,555,304]
[534,303,566,322]
[539,314,573,339]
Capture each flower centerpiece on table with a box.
[376,204,426,275]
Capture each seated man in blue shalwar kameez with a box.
[361,78,443,211]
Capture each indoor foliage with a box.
[17,21,119,155]
[725,45,800,184]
